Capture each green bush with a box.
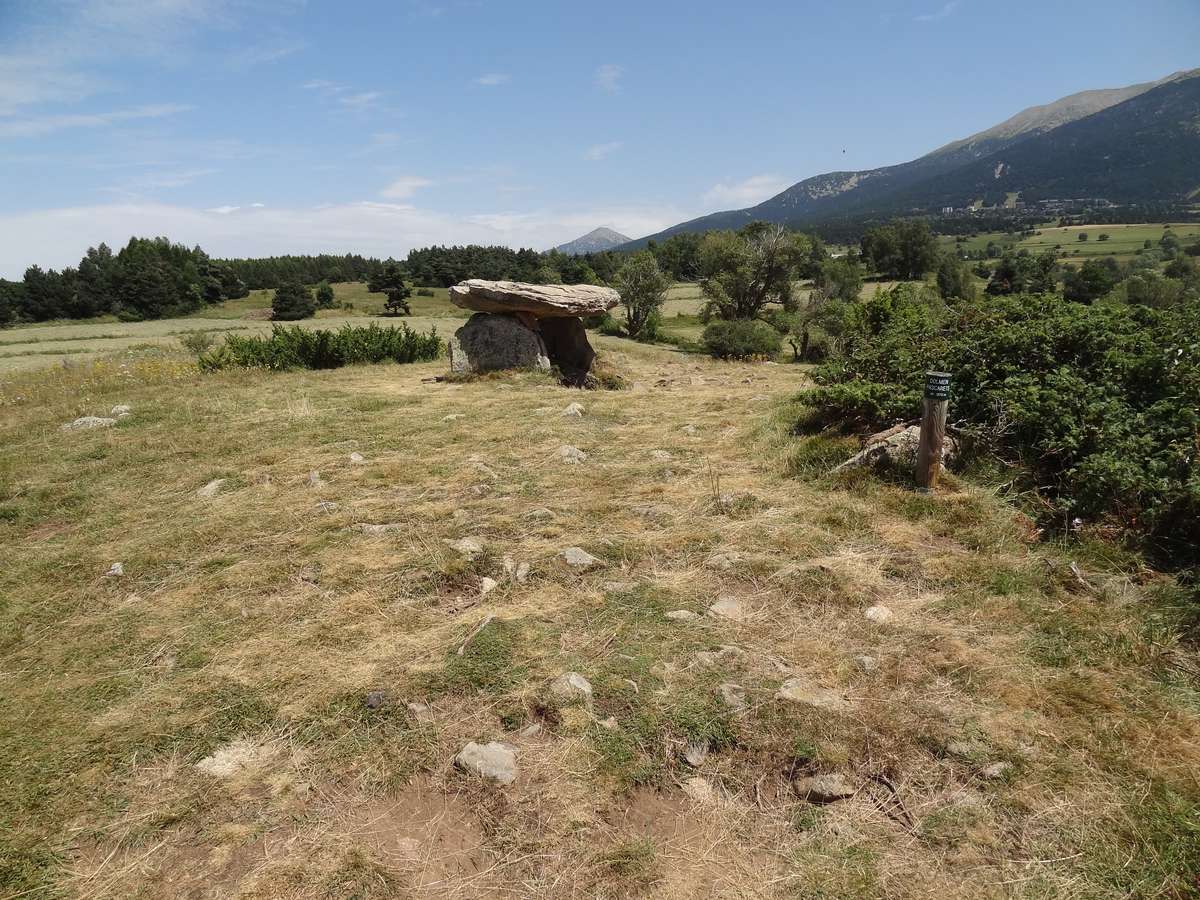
[702,319,781,360]
[415,288,435,297]
[271,282,316,320]
[799,286,1200,571]
[199,323,442,372]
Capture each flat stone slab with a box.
[450,279,619,318]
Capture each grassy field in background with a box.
[941,221,1200,263]
[2,338,1198,897]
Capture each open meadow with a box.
[2,333,1198,898]
[941,221,1200,264]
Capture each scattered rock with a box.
[445,536,485,560]
[406,701,432,720]
[558,445,587,465]
[854,655,878,673]
[448,312,551,375]
[62,416,116,431]
[831,424,961,475]
[454,741,518,785]
[704,552,746,571]
[562,402,585,417]
[775,677,851,712]
[682,424,698,436]
[794,773,856,804]
[706,597,747,621]
[684,741,709,767]
[306,470,324,488]
[364,690,390,710]
[356,522,404,535]
[603,580,636,593]
[549,672,593,702]
[650,450,672,461]
[502,556,530,583]
[665,609,699,622]
[197,478,226,499]
[518,722,543,738]
[104,562,124,577]
[110,404,132,417]
[480,576,499,596]
[864,605,894,624]
[443,413,465,422]
[526,507,556,522]
[348,452,366,465]
[681,776,717,804]
[696,645,745,666]
[558,546,601,570]
[718,682,747,712]
[196,739,265,779]
[980,762,1012,780]
[315,500,340,513]
[449,279,619,318]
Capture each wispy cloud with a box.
[473,73,510,86]
[0,103,191,139]
[227,39,306,70]
[702,174,790,208]
[339,91,383,110]
[380,176,434,199]
[584,141,623,161]
[303,81,385,111]
[594,63,623,93]
[915,1,959,22]
[206,205,240,214]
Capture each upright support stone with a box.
[449,313,551,375]
[540,317,595,386]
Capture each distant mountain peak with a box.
[555,227,631,255]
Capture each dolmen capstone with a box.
[448,279,619,386]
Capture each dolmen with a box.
[448,279,620,386]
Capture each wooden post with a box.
[915,371,950,493]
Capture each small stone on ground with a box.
[776,677,852,712]
[794,773,856,803]
[707,597,746,621]
[454,741,518,785]
[865,605,894,624]
[197,478,226,498]
[558,445,587,464]
[549,671,592,701]
[558,546,601,570]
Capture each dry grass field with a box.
[2,335,1199,898]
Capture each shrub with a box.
[614,250,670,339]
[315,281,335,309]
[178,331,217,355]
[798,286,1200,572]
[702,319,782,360]
[271,282,316,320]
[199,323,442,371]
[415,288,435,297]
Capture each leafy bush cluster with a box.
[199,323,442,371]
[799,285,1199,570]
[702,319,782,360]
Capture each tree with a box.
[935,252,978,302]
[1098,233,1110,242]
[367,262,412,315]
[697,222,811,321]
[1078,232,1088,242]
[614,251,669,339]
[271,281,316,320]
[986,251,1056,296]
[813,257,863,302]
[1063,257,1120,303]
[861,219,938,280]
[315,281,335,309]
[383,285,411,316]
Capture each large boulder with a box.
[449,313,551,375]
[450,280,619,318]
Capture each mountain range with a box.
[624,68,1200,248]
[555,227,631,255]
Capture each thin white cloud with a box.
[594,63,623,93]
[473,73,510,86]
[380,176,434,199]
[0,200,692,277]
[249,202,265,208]
[338,91,383,110]
[702,174,790,208]
[583,141,624,161]
[206,205,240,214]
[0,103,191,139]
[915,1,959,22]
[227,39,306,70]
[103,167,217,192]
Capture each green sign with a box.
[925,371,951,400]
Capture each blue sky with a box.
[0,0,1197,276]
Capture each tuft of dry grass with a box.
[2,336,1199,898]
